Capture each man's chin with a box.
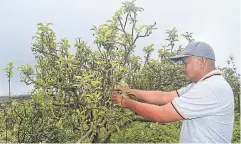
[185,75,193,82]
[185,74,189,80]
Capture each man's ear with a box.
[198,57,206,68]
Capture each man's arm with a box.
[121,86,178,105]
[112,94,184,123]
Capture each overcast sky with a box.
[0,0,240,95]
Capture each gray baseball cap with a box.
[170,42,215,61]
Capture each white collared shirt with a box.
[172,70,234,143]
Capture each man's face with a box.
[181,56,202,82]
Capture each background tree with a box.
[2,61,14,142]
[3,61,14,97]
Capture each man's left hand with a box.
[112,93,123,104]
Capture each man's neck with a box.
[193,68,215,83]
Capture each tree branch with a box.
[131,14,137,40]
[133,22,156,44]
[124,13,130,30]
[117,15,132,48]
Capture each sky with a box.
[0,0,240,95]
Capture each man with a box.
[112,42,234,143]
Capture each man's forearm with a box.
[121,98,183,123]
[129,89,166,105]
[122,98,166,122]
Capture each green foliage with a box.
[232,113,240,143]
[2,61,14,78]
[128,29,190,91]
[111,121,181,143]
[2,61,14,142]
[219,56,240,113]
[0,1,158,143]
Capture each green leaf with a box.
[37,78,44,85]
[72,84,82,87]
[12,101,17,107]
[91,25,97,31]
[115,124,120,132]
[75,76,82,79]
[98,111,105,116]
[84,74,95,80]
[56,120,63,128]
[86,94,94,98]
[91,80,100,86]
[105,29,113,37]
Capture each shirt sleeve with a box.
[172,84,219,119]
[177,83,194,96]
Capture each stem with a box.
[3,107,8,143]
[8,77,11,97]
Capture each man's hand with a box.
[112,93,123,104]
[112,93,128,108]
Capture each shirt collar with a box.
[198,70,222,82]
